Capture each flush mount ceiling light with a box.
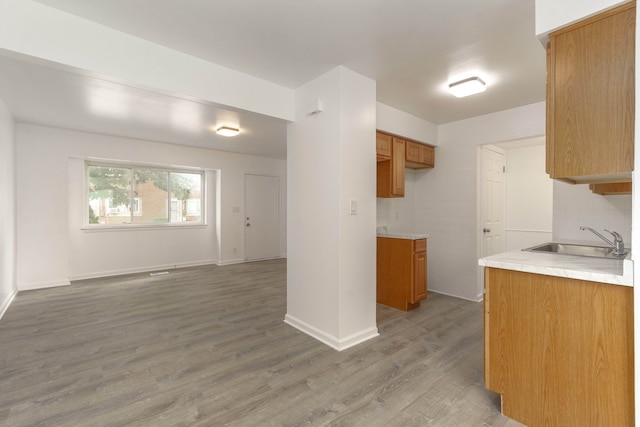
[448,76,486,98]
[216,126,240,137]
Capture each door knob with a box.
[483,227,491,233]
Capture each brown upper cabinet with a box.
[377,135,405,197]
[376,131,435,198]
[405,140,435,169]
[546,2,635,184]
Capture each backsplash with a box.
[376,171,417,233]
[552,180,632,246]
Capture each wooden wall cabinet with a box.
[546,2,635,184]
[376,131,435,198]
[376,237,427,311]
[484,267,634,426]
[405,140,435,169]
[377,135,405,198]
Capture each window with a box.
[87,163,203,227]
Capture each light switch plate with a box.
[350,199,357,215]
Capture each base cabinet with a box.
[377,237,427,311]
[484,267,634,426]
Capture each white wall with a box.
[376,102,438,146]
[286,66,378,350]
[376,171,419,233]
[535,0,630,39]
[16,124,286,289]
[414,102,546,301]
[553,181,632,244]
[504,144,553,250]
[0,97,17,317]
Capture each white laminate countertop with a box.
[376,233,429,240]
[479,248,633,287]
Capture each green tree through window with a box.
[87,164,202,226]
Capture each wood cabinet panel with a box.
[547,3,635,183]
[421,145,434,167]
[377,136,405,198]
[391,138,405,195]
[484,267,634,427]
[376,132,391,160]
[412,251,427,303]
[405,140,423,163]
[589,181,632,195]
[377,237,427,311]
[405,140,435,169]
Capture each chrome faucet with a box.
[580,226,626,256]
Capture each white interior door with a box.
[245,174,280,261]
[480,145,506,258]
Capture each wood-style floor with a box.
[0,259,523,426]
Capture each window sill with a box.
[82,223,207,232]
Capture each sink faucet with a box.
[580,226,626,256]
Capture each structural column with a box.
[285,66,378,350]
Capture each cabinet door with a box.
[391,137,405,196]
[484,268,634,426]
[405,140,422,163]
[376,132,391,160]
[412,251,427,303]
[421,145,435,167]
[547,3,635,181]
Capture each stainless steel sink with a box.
[523,242,627,259]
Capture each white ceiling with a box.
[0,51,288,158]
[2,0,546,158]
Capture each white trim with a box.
[284,314,380,351]
[505,228,553,233]
[217,258,245,266]
[82,224,208,232]
[18,279,71,291]
[68,259,217,281]
[428,288,484,303]
[0,289,17,320]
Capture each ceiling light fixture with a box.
[448,76,486,98]
[216,126,240,137]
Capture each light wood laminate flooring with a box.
[0,260,523,426]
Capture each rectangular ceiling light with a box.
[216,126,240,137]
[448,77,486,98]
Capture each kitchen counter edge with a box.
[478,249,633,287]
[376,233,429,240]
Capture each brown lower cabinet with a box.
[376,237,427,311]
[484,267,634,426]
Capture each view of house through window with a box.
[87,164,203,226]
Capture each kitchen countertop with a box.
[479,247,633,287]
[376,233,429,240]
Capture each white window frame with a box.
[85,161,205,229]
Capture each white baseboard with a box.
[428,288,483,303]
[217,258,245,266]
[284,314,379,351]
[68,259,218,281]
[18,279,71,291]
[0,289,17,320]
